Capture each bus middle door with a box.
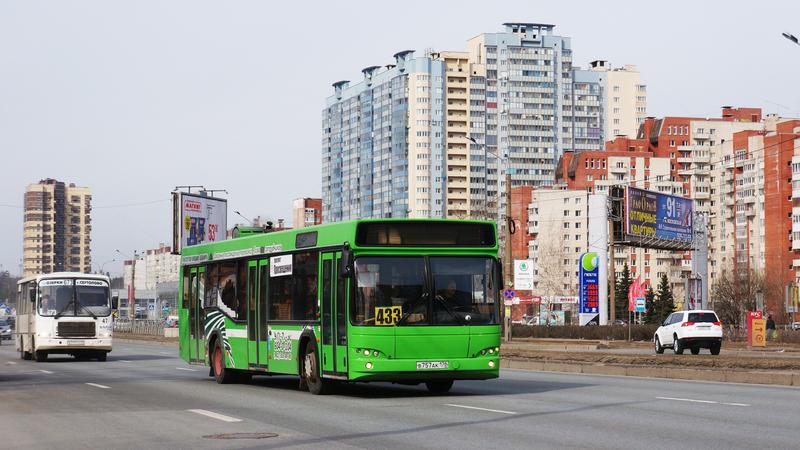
[320,252,348,377]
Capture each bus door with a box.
[247,259,270,368]
[188,266,205,362]
[321,251,348,376]
[257,259,270,366]
[247,260,259,366]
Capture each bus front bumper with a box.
[347,355,500,382]
[35,337,113,352]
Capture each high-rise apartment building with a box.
[323,23,643,222]
[23,179,92,276]
[585,60,647,139]
[323,51,446,221]
[292,198,322,228]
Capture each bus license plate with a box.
[417,361,448,370]
[67,340,85,345]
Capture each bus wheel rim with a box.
[214,346,222,375]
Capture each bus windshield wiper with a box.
[54,300,75,318]
[75,301,97,319]
[397,293,428,325]
[434,295,465,325]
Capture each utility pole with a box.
[129,251,137,322]
[504,173,513,342]
[609,226,616,324]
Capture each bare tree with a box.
[533,226,569,299]
[710,268,779,329]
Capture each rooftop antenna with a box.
[199,189,228,197]
[173,185,205,194]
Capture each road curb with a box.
[501,358,799,387]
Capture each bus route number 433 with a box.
[374,306,402,326]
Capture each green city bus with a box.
[178,219,501,394]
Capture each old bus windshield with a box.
[38,279,111,317]
[351,256,498,326]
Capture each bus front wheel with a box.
[302,342,328,395]
[425,379,454,394]
[34,350,48,362]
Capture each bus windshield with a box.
[352,256,498,326]
[38,279,111,317]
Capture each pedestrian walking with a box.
[766,314,777,340]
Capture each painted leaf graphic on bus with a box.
[205,310,234,367]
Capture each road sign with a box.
[635,297,646,313]
[148,304,155,311]
[751,318,766,347]
[503,289,516,300]
[513,260,534,290]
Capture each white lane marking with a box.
[38,369,54,374]
[85,383,111,389]
[6,361,17,365]
[118,360,131,363]
[159,351,170,355]
[176,367,196,371]
[187,409,242,423]
[445,404,517,415]
[656,396,716,404]
[656,397,750,407]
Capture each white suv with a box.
[654,310,722,355]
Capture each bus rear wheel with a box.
[302,343,328,395]
[34,350,48,362]
[96,352,107,362]
[211,339,236,384]
[425,379,454,394]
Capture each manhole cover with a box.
[203,432,279,440]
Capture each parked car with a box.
[0,323,12,340]
[654,310,722,355]
[612,319,627,326]
[791,322,800,331]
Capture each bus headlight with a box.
[363,349,370,356]
[488,360,495,368]
[365,362,373,370]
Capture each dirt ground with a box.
[501,346,800,371]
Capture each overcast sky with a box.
[1,0,799,277]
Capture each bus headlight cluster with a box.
[356,348,381,358]
[479,347,500,356]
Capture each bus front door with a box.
[188,266,205,362]
[321,252,348,377]
[247,259,270,368]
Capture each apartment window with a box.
[613,108,620,114]
[564,210,569,217]
[563,234,570,241]
[613,85,620,92]
[667,126,672,135]
[563,223,570,229]
[613,119,620,124]
[613,97,620,103]
[669,140,675,146]
[575,210,581,217]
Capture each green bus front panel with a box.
[346,324,501,382]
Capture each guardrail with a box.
[113,319,165,336]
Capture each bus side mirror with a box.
[29,287,36,302]
[111,295,119,310]
[341,244,354,278]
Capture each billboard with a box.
[626,187,693,245]
[172,192,227,253]
[578,252,599,314]
[514,260,534,290]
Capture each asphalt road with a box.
[1,339,798,449]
